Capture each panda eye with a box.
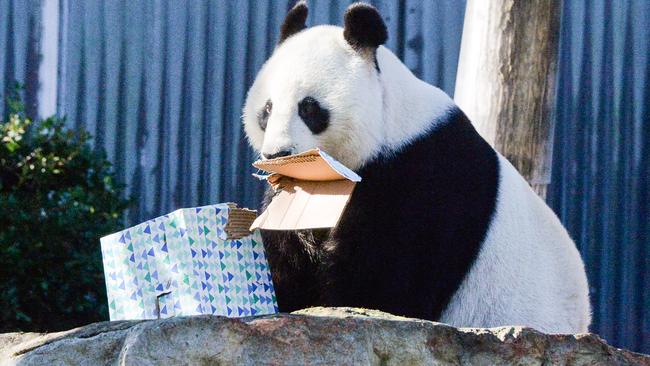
[298,97,329,134]
[259,100,272,131]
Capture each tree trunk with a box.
[454,0,560,198]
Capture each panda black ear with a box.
[343,2,387,51]
[278,1,308,45]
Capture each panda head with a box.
[243,2,390,170]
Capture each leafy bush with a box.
[0,97,130,332]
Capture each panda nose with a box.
[263,150,293,160]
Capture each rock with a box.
[2,307,648,365]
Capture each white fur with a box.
[244,24,591,333]
[440,155,591,333]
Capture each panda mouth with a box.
[261,149,294,160]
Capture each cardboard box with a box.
[100,203,278,321]
[250,149,362,230]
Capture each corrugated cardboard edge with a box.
[254,152,320,167]
[225,204,258,240]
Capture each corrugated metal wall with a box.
[1,0,648,354]
[0,0,40,120]
[547,0,650,353]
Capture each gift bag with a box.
[100,203,278,320]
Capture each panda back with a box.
[439,154,591,332]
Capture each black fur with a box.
[261,107,500,320]
[343,3,386,73]
[258,100,272,131]
[279,1,308,45]
[298,97,330,134]
[343,3,388,50]
[263,150,292,160]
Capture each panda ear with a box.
[343,2,388,51]
[278,1,308,45]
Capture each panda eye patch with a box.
[258,100,272,131]
[298,97,329,134]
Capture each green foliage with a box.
[0,96,130,332]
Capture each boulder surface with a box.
[2,307,648,365]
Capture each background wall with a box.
[1,0,648,353]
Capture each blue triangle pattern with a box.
[101,204,278,320]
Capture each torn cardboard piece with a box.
[223,203,258,239]
[250,149,361,231]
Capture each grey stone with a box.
[1,307,648,365]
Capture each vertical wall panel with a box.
[204,0,228,207]
[547,0,650,353]
[0,0,8,116]
[0,0,40,119]
[2,0,649,354]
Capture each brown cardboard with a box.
[250,149,361,231]
[224,203,258,239]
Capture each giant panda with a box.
[242,1,591,334]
